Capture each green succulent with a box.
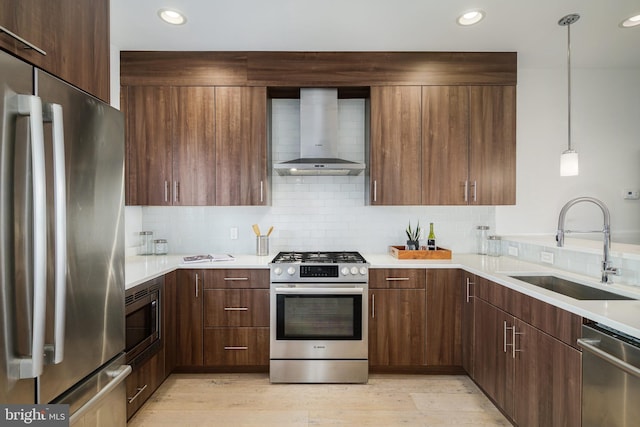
[406,221,421,241]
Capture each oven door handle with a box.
[274,287,365,295]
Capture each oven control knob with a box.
[350,266,359,275]
[274,267,283,276]
[287,267,296,276]
[359,267,368,275]
[341,267,350,276]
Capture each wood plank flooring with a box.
[128,373,511,426]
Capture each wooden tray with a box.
[389,245,452,260]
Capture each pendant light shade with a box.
[558,13,580,177]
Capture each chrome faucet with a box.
[556,197,619,284]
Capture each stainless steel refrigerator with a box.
[0,50,130,425]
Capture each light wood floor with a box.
[128,373,511,426]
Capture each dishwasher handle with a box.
[577,338,640,379]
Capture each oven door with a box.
[270,286,368,360]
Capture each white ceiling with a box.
[111,0,640,68]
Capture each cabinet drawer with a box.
[203,289,269,327]
[203,327,269,366]
[369,268,426,289]
[205,269,269,289]
[126,350,164,420]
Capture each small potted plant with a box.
[405,221,421,250]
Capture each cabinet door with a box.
[426,269,462,366]
[126,86,172,205]
[172,87,216,205]
[369,289,426,366]
[203,289,269,327]
[469,86,516,205]
[513,319,581,427]
[461,273,475,377]
[215,86,268,206]
[369,86,422,205]
[126,350,164,420]
[473,299,514,417]
[422,86,470,205]
[0,0,109,102]
[176,270,203,366]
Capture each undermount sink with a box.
[508,275,635,301]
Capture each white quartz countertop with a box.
[126,253,640,340]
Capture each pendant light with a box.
[558,13,580,176]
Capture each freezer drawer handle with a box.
[127,384,148,404]
[577,338,640,379]
[43,102,67,365]
[15,94,47,379]
[0,25,46,55]
[71,365,132,424]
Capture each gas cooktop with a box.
[271,251,367,264]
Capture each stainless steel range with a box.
[269,251,369,383]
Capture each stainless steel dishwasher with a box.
[578,323,640,427]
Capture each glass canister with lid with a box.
[154,239,168,255]
[488,235,502,257]
[139,231,154,255]
[476,226,489,255]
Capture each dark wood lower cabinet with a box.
[126,350,164,420]
[203,328,269,366]
[426,269,462,366]
[473,294,582,427]
[513,319,581,427]
[461,273,475,377]
[368,289,426,367]
[473,298,514,415]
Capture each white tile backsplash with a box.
[129,98,496,256]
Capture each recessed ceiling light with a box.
[457,10,485,26]
[620,13,640,28]
[158,8,187,25]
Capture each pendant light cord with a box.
[567,22,572,151]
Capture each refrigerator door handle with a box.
[16,94,47,379]
[43,103,67,364]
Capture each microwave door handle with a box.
[43,103,67,364]
[15,95,47,378]
[151,299,159,338]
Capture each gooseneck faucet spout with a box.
[556,197,619,283]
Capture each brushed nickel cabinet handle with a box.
[0,25,46,55]
[224,307,249,311]
[260,180,264,203]
[386,277,410,281]
[164,180,169,202]
[195,273,199,298]
[224,346,248,351]
[465,277,475,303]
[127,384,148,404]
[224,277,249,281]
[373,180,377,202]
[371,294,375,319]
[464,180,469,203]
[513,326,523,359]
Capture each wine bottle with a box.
[427,222,436,250]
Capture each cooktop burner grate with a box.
[272,251,366,264]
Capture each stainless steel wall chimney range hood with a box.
[273,88,366,176]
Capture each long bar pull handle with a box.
[371,293,375,319]
[127,384,148,404]
[195,273,199,298]
[224,277,249,281]
[373,180,377,202]
[43,103,67,364]
[464,180,469,203]
[164,180,168,203]
[386,277,410,281]
[224,307,249,311]
[472,180,478,202]
[72,365,132,422]
[577,338,640,379]
[224,346,248,351]
[0,25,46,55]
[465,277,474,303]
[260,180,264,203]
[16,95,47,379]
[512,326,523,359]
[174,181,179,203]
[503,321,514,354]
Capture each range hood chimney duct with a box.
[274,88,365,176]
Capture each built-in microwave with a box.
[125,277,162,367]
